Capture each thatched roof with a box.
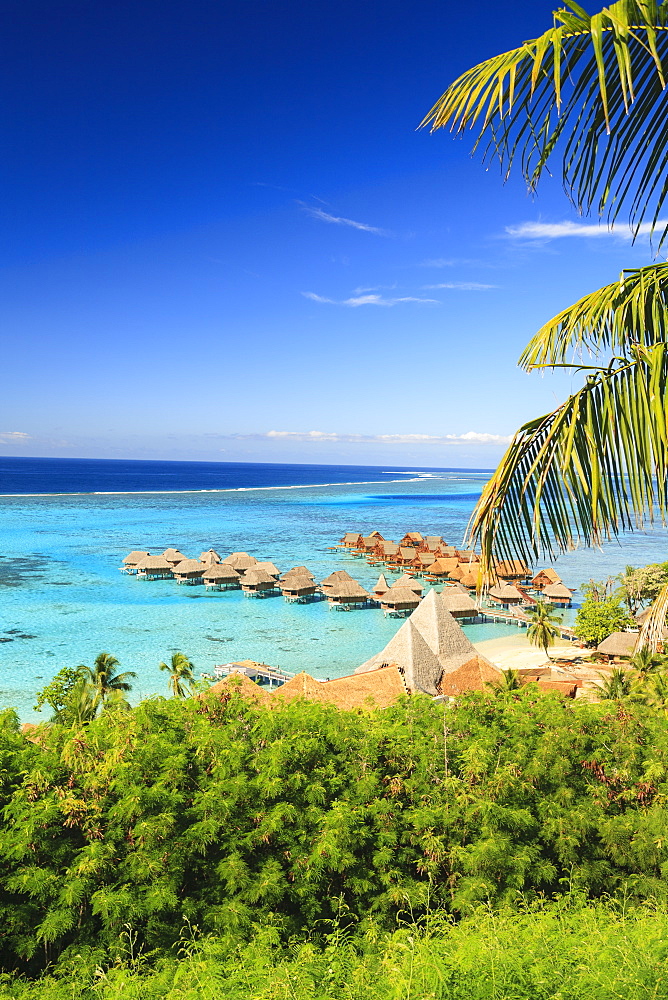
[380,587,421,607]
[163,548,187,563]
[202,672,270,703]
[414,552,436,566]
[254,561,281,578]
[543,583,573,599]
[281,565,315,581]
[327,580,370,600]
[425,536,444,549]
[428,557,458,576]
[135,555,173,571]
[272,666,406,710]
[455,549,478,562]
[401,532,423,543]
[280,576,316,592]
[496,559,530,578]
[369,530,384,539]
[532,568,562,587]
[459,567,481,590]
[241,569,277,586]
[223,552,258,571]
[440,656,503,697]
[597,632,638,657]
[440,590,477,615]
[398,546,417,559]
[271,671,325,701]
[341,532,362,544]
[373,573,390,594]
[172,559,204,575]
[409,590,484,673]
[321,570,354,588]
[200,549,221,564]
[438,545,457,558]
[360,536,378,549]
[379,541,399,555]
[123,550,150,564]
[394,574,423,593]
[489,583,524,602]
[202,563,240,581]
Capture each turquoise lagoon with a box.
[2,470,667,719]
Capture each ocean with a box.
[1,456,667,720]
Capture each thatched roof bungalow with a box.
[400,531,423,547]
[496,559,531,581]
[439,656,503,697]
[162,548,187,565]
[222,552,258,574]
[340,532,363,548]
[321,570,354,590]
[440,589,478,620]
[420,536,444,552]
[375,540,399,561]
[425,557,458,580]
[240,569,278,596]
[488,583,525,606]
[280,574,318,601]
[412,551,436,572]
[199,549,221,565]
[372,573,390,598]
[597,631,638,660]
[394,545,417,566]
[532,568,562,590]
[394,574,424,595]
[455,549,479,563]
[458,567,481,590]
[202,563,241,589]
[254,561,281,578]
[172,559,205,584]
[135,555,174,580]
[542,582,573,607]
[326,579,370,609]
[121,550,150,573]
[380,587,421,616]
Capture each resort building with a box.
[271,665,406,710]
[440,588,478,621]
[162,548,187,566]
[280,574,318,602]
[438,656,503,697]
[420,536,444,552]
[425,557,458,580]
[325,579,371,609]
[531,568,562,591]
[597,632,638,661]
[488,583,526,607]
[375,540,399,561]
[340,532,363,548]
[379,586,421,616]
[321,570,354,591]
[240,569,278,596]
[495,559,531,581]
[222,552,258,574]
[121,551,150,573]
[457,567,481,590]
[135,555,174,579]
[202,563,241,590]
[372,573,390,599]
[172,559,206,584]
[254,561,281,578]
[394,546,418,566]
[542,583,574,607]
[199,549,221,565]
[400,532,424,546]
[394,574,423,595]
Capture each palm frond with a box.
[637,581,668,649]
[421,1,668,241]
[466,342,668,580]
[520,262,668,367]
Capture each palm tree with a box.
[487,668,522,694]
[629,645,667,678]
[422,2,668,580]
[526,600,563,659]
[643,670,668,711]
[82,652,136,704]
[69,674,100,725]
[598,666,635,700]
[159,652,196,698]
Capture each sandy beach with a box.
[474,633,587,672]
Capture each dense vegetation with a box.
[5,684,668,982]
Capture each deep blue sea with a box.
[2,456,667,720]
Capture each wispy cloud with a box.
[227,430,511,445]
[303,291,438,307]
[422,281,497,291]
[0,430,31,444]
[420,257,483,267]
[506,220,668,240]
[298,202,388,235]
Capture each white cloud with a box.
[299,202,388,235]
[0,431,31,443]
[230,430,511,445]
[506,220,668,240]
[302,291,438,307]
[420,257,481,267]
[422,281,497,291]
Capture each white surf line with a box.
[0,475,440,498]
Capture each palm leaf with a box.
[421,1,668,242]
[466,341,668,581]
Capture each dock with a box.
[212,660,293,688]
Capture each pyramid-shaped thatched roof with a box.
[202,672,270,703]
[439,656,504,697]
[373,573,389,594]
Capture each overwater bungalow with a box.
[340,532,363,548]
[203,563,241,590]
[372,573,390,599]
[542,583,574,607]
[222,552,258,574]
[368,530,384,539]
[400,531,423,547]
[458,567,481,590]
[488,583,525,607]
[121,550,150,574]
[321,570,354,591]
[375,540,399,562]
[420,536,444,552]
[455,549,479,563]
[496,559,531,582]
[280,574,318,602]
[380,586,421,616]
[532,568,562,591]
[394,545,417,567]
[254,561,281,578]
[135,555,174,580]
[359,535,379,554]
[425,557,457,580]
[172,559,205,585]
[199,549,221,565]
[281,565,315,582]
[240,569,278,596]
[440,588,478,620]
[326,579,370,609]
[163,548,187,565]
[436,544,457,558]
[394,574,424,595]
[411,551,436,573]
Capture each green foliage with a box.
[574,597,634,646]
[580,578,617,602]
[618,563,668,614]
[5,690,668,974]
[34,667,87,724]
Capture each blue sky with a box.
[1,0,662,468]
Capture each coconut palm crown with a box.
[159,652,196,698]
[423,2,668,581]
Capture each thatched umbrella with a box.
[172,559,205,584]
[135,555,173,579]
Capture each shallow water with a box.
[2,466,667,720]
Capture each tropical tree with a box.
[159,651,196,698]
[598,666,635,700]
[422,2,668,579]
[81,652,136,705]
[487,667,522,693]
[526,600,563,658]
[629,644,667,677]
[574,596,634,646]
